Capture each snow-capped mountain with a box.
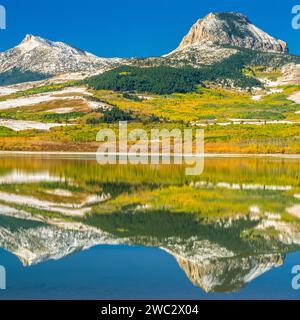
[0,206,123,266]
[0,12,296,85]
[0,34,124,77]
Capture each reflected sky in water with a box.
[1,246,300,300]
[0,156,300,299]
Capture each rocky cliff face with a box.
[176,12,288,54]
[175,253,284,293]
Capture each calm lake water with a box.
[0,155,300,300]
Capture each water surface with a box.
[0,156,299,299]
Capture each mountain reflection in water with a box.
[0,156,300,295]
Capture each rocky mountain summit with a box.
[161,12,292,69]
[175,12,288,54]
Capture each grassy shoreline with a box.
[0,150,300,159]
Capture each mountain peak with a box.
[22,34,35,43]
[0,34,124,79]
[18,34,59,52]
[16,34,99,58]
[21,34,53,45]
[176,12,288,54]
[214,12,249,21]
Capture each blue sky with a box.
[0,0,299,57]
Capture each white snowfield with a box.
[252,88,283,101]
[289,91,300,104]
[275,63,300,86]
[287,205,300,219]
[0,169,111,217]
[193,120,300,127]
[252,95,262,101]
[0,87,91,111]
[191,180,292,192]
[288,90,300,114]
[0,86,108,131]
[0,119,66,131]
[0,191,111,217]
[0,87,19,96]
[46,107,74,114]
[0,170,61,184]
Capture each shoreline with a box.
[0,151,300,159]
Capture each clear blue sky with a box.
[0,0,299,57]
